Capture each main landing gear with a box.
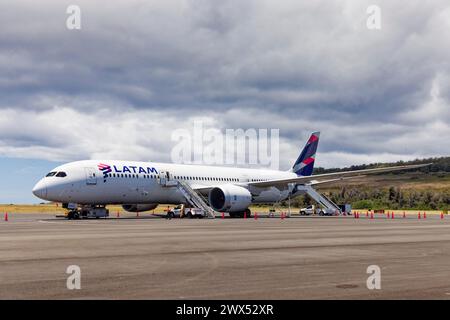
[229,208,252,218]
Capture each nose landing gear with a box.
[65,205,109,220]
[67,211,80,220]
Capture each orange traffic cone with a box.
[370,211,374,219]
[387,211,390,219]
[441,212,444,219]
[403,211,406,218]
[366,211,369,218]
[281,212,285,220]
[221,212,225,219]
[136,211,139,217]
[244,211,247,219]
[254,212,258,220]
[418,212,421,219]
[424,212,427,219]
[4,212,8,221]
[391,211,395,219]
[117,211,120,218]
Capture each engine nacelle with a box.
[209,185,252,212]
[122,204,158,212]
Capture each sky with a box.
[0,0,449,203]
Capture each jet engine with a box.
[208,185,252,212]
[122,204,158,212]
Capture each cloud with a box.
[0,0,449,169]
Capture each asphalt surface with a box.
[1,213,450,299]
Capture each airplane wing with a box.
[190,184,216,194]
[307,176,366,187]
[247,163,431,188]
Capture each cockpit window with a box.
[46,172,57,177]
[56,172,67,177]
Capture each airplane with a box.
[32,132,429,219]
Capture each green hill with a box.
[313,156,450,174]
[288,157,450,210]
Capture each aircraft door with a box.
[159,171,166,185]
[85,167,97,185]
[159,171,172,185]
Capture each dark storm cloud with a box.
[0,0,449,168]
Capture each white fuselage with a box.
[32,160,298,205]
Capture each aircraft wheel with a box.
[244,209,251,218]
[187,211,193,219]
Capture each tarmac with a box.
[1,212,450,299]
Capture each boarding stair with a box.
[159,174,216,218]
[176,181,216,218]
[295,184,341,214]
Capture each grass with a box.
[0,203,298,215]
[0,203,446,216]
[320,171,450,192]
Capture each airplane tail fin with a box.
[291,132,320,176]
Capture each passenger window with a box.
[56,172,67,177]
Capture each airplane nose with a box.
[32,180,47,199]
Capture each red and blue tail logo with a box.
[292,132,320,176]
